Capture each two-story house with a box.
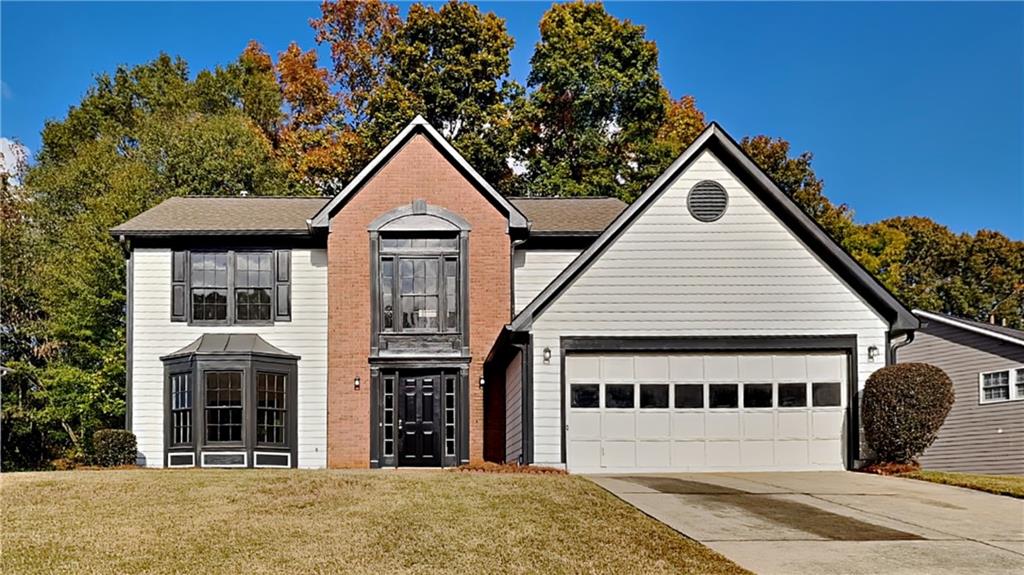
[112,117,918,472]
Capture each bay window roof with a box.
[160,334,300,361]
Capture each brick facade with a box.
[326,133,511,468]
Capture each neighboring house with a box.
[898,310,1024,475]
[112,117,918,472]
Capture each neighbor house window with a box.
[379,236,459,334]
[171,250,290,324]
[205,371,243,443]
[980,367,1024,403]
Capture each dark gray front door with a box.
[398,374,441,466]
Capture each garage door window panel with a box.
[674,384,704,409]
[778,383,808,408]
[639,384,669,409]
[812,382,842,407]
[570,384,600,408]
[605,384,635,408]
[743,384,773,409]
[709,384,739,409]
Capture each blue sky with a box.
[2,1,1022,239]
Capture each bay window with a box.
[162,334,298,468]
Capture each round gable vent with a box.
[687,180,729,222]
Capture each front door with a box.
[398,374,441,466]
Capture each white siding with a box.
[529,150,889,466]
[131,248,329,468]
[513,249,581,313]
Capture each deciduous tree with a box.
[517,1,665,200]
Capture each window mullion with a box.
[228,251,236,325]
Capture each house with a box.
[111,117,918,472]
[898,310,1024,475]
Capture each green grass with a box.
[900,470,1024,499]
[1,469,748,575]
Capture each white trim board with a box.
[915,310,1024,347]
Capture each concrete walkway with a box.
[590,472,1024,575]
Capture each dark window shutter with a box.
[275,250,291,321]
[171,251,187,322]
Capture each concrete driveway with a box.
[590,472,1024,575]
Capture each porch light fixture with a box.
[479,376,485,388]
[867,345,880,362]
[354,376,361,390]
[543,347,552,364]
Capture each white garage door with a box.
[565,352,848,472]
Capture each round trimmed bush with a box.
[862,363,954,464]
[92,429,138,467]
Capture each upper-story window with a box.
[379,237,459,333]
[171,250,291,325]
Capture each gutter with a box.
[888,331,915,364]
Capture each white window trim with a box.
[978,366,1024,405]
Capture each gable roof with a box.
[310,116,528,231]
[509,122,920,335]
[914,310,1024,347]
[111,196,329,237]
[508,197,626,235]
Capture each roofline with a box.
[109,229,313,238]
[913,310,1024,347]
[509,122,919,334]
[310,115,529,231]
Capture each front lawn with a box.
[900,470,1024,499]
[1,469,747,574]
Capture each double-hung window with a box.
[171,250,290,324]
[379,237,459,334]
[190,253,229,321]
[980,367,1024,403]
[235,253,273,322]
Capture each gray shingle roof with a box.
[160,334,300,360]
[917,311,1024,341]
[510,197,627,235]
[112,195,627,237]
[111,196,330,236]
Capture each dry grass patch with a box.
[899,470,1024,499]
[1,469,747,575]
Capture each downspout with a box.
[888,331,915,364]
[509,237,527,320]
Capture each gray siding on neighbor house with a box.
[900,322,1024,475]
[505,350,524,464]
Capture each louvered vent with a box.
[687,180,729,222]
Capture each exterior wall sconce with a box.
[479,376,485,388]
[543,347,552,364]
[867,345,880,362]
[354,376,361,390]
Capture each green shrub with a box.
[91,429,137,467]
[862,363,954,464]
